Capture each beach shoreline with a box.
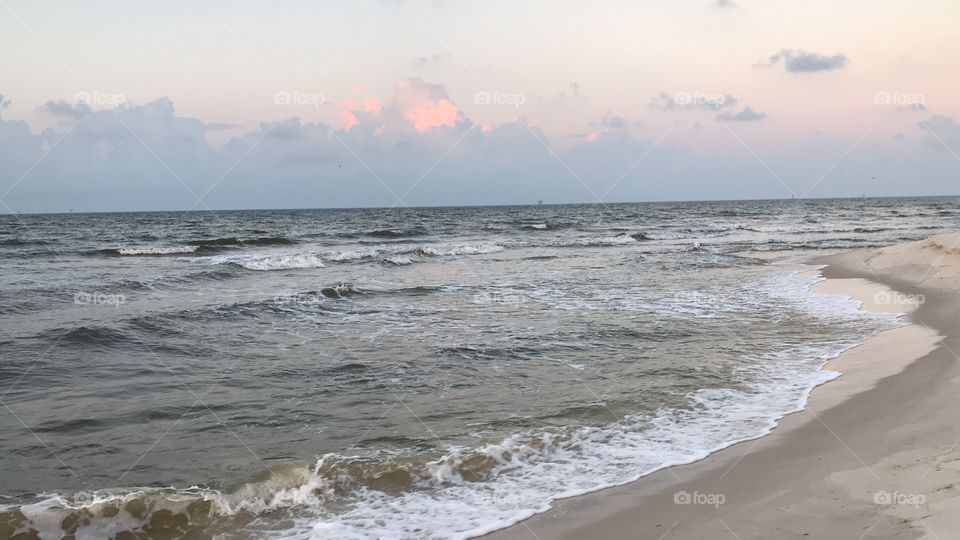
[485,234,960,540]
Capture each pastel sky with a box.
[1,0,959,212]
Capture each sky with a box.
[0,0,958,213]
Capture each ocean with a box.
[0,197,956,539]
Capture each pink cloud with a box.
[338,79,466,134]
[389,79,464,133]
[341,110,359,130]
[404,99,459,133]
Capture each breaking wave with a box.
[214,253,327,271]
[98,246,201,256]
[418,244,505,256]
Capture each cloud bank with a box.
[0,79,955,213]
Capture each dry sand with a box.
[485,234,960,540]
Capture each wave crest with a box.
[97,246,200,256]
[419,244,504,256]
[218,254,326,271]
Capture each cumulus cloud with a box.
[340,78,465,134]
[651,92,737,111]
[577,114,633,144]
[0,97,228,211]
[757,49,848,72]
[716,106,767,122]
[43,100,93,120]
[0,85,694,211]
[0,87,515,210]
[599,114,629,129]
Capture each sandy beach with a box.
[486,234,960,540]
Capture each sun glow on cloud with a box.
[340,110,359,130]
[363,99,381,114]
[403,98,459,132]
[339,78,463,133]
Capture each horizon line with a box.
[2,193,957,217]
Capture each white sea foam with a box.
[448,244,505,255]
[14,267,903,540]
[419,244,505,256]
[505,235,642,249]
[764,268,897,320]
[324,248,380,262]
[384,255,414,265]
[273,359,843,539]
[262,267,902,539]
[117,246,199,255]
[211,253,326,271]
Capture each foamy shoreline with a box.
[485,234,960,540]
[2,263,898,539]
